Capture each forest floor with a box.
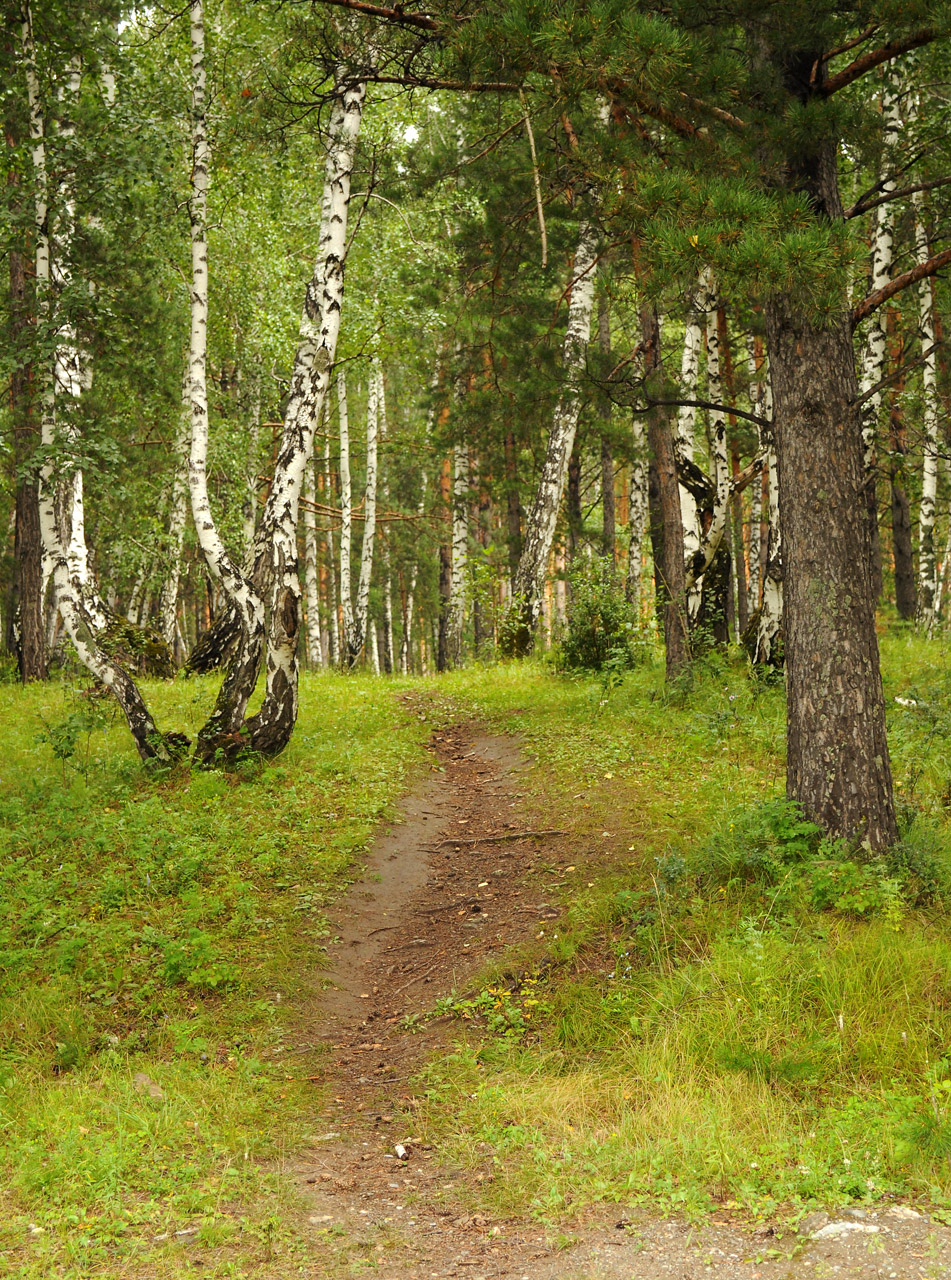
[280,712,951,1280]
[5,647,951,1279]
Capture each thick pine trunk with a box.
[505,218,599,653]
[766,295,897,847]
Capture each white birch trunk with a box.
[446,440,469,666]
[509,216,599,646]
[753,379,783,664]
[626,417,648,612]
[186,0,266,757]
[676,290,703,592]
[323,429,339,665]
[858,85,901,461]
[685,281,730,593]
[746,339,765,608]
[349,359,380,664]
[303,454,322,667]
[245,63,366,748]
[338,368,353,657]
[158,404,191,652]
[914,193,940,634]
[368,618,380,675]
[22,7,168,760]
[379,406,394,674]
[400,461,429,675]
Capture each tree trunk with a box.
[348,358,380,665]
[626,415,648,611]
[445,440,469,666]
[436,456,451,671]
[323,429,339,665]
[6,199,45,681]
[503,429,522,588]
[505,217,599,654]
[338,368,353,660]
[157,406,190,658]
[303,453,322,667]
[598,292,615,562]
[642,303,689,679]
[766,289,897,846]
[914,196,940,634]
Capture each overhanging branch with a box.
[822,29,938,96]
[852,245,951,328]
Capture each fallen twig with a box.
[433,828,565,848]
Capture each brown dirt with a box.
[284,723,951,1280]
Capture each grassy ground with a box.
[0,673,429,1277]
[407,636,951,1223]
[3,632,951,1274]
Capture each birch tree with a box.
[346,358,380,666]
[445,439,469,665]
[504,215,599,652]
[914,193,940,633]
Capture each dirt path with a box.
[286,724,951,1280]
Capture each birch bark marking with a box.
[753,379,784,666]
[158,403,191,657]
[21,7,168,760]
[506,216,599,652]
[446,439,469,666]
[303,452,322,667]
[348,359,380,665]
[186,0,265,759]
[914,193,940,633]
[323,429,339,664]
[676,284,704,605]
[338,368,353,656]
[685,274,730,596]
[245,65,366,749]
[625,414,648,612]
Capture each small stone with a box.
[886,1205,924,1221]
[812,1222,880,1240]
[799,1212,830,1236]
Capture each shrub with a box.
[556,557,647,674]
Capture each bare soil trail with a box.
[285,721,951,1280]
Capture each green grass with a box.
[0,671,429,1277]
[4,633,951,1274]
[404,641,951,1223]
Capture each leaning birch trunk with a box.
[21,6,169,761]
[338,368,353,659]
[914,194,940,633]
[348,358,380,666]
[505,217,599,653]
[242,66,366,750]
[685,279,730,594]
[626,415,648,611]
[158,404,191,655]
[185,0,266,759]
[446,440,469,666]
[303,454,322,667]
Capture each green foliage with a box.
[555,557,648,675]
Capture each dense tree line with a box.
[3,1,951,849]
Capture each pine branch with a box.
[367,71,520,91]
[313,0,440,32]
[648,397,770,431]
[845,174,951,220]
[853,340,944,407]
[852,246,951,328]
[822,29,938,96]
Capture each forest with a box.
[4,1,951,1277]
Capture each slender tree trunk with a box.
[338,368,353,660]
[157,405,190,656]
[303,453,322,667]
[719,308,749,637]
[914,195,940,634]
[598,292,615,562]
[626,414,648,610]
[642,303,689,679]
[505,217,599,653]
[6,162,45,680]
[888,377,915,622]
[348,358,380,665]
[446,440,469,666]
[323,429,339,665]
[503,429,522,588]
[676,279,706,618]
[436,456,451,671]
[399,458,428,675]
[185,1,265,759]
